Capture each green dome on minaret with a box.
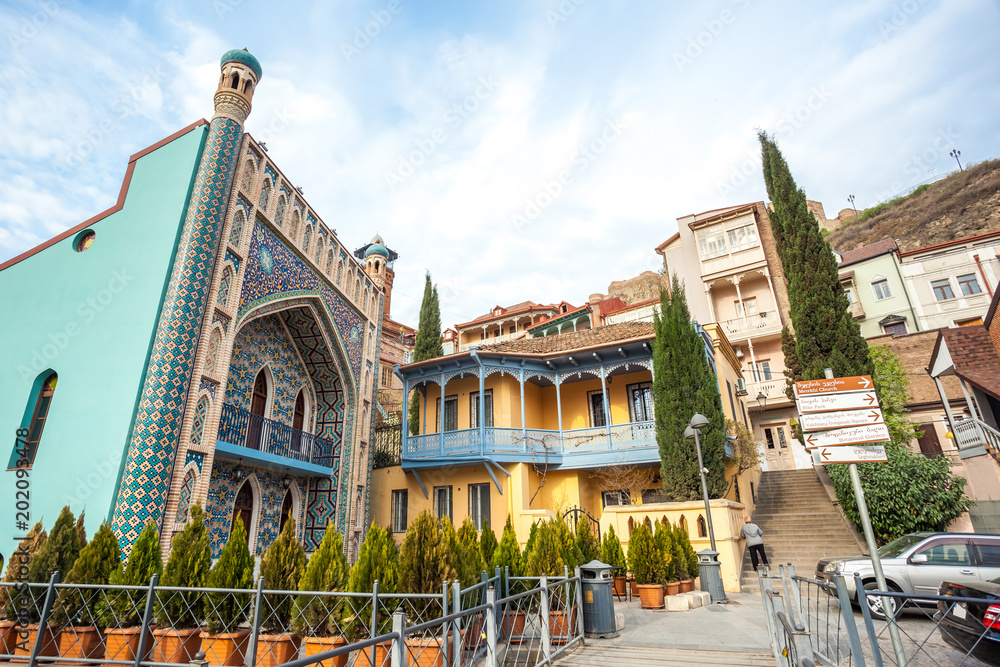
[365,243,389,259]
[221,48,262,80]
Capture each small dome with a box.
[370,233,384,244]
[365,243,389,259]
[221,48,262,80]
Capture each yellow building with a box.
[370,320,760,592]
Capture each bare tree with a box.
[589,463,655,505]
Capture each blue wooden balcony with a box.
[401,420,658,469]
[216,403,337,477]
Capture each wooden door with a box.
[764,426,795,470]
[248,370,268,449]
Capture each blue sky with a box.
[1,0,997,327]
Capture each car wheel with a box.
[861,581,900,622]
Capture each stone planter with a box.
[58,626,105,661]
[201,629,251,666]
[153,628,202,664]
[350,640,390,667]
[103,627,152,665]
[302,635,348,667]
[665,581,681,596]
[612,576,627,597]
[14,624,59,658]
[680,578,695,593]
[548,609,576,644]
[636,584,665,610]
[254,633,300,667]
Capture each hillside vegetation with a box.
[828,158,1000,252]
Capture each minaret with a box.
[111,50,261,557]
[362,234,393,316]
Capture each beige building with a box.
[453,300,584,352]
[657,202,810,471]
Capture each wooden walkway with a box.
[553,644,775,666]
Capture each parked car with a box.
[934,578,1000,666]
[816,532,1000,621]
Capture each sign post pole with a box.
[820,369,907,666]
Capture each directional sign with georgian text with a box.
[794,375,873,396]
[797,391,878,413]
[803,424,891,449]
[800,408,884,432]
[816,445,888,464]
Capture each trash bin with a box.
[580,559,619,638]
[697,549,729,604]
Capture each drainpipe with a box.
[471,349,486,456]
[974,254,994,298]
[892,243,920,331]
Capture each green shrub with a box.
[346,524,399,639]
[627,523,661,586]
[97,521,161,628]
[258,518,307,634]
[456,517,485,586]
[205,517,254,635]
[29,506,81,584]
[1,521,46,622]
[399,511,453,595]
[479,520,498,568]
[574,522,600,565]
[523,522,539,558]
[60,521,121,626]
[293,523,348,638]
[157,504,211,630]
[600,525,626,571]
[677,523,698,576]
[653,522,676,583]
[525,521,564,578]
[490,517,524,578]
[552,517,582,571]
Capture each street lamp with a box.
[950,149,963,171]
[685,413,728,603]
[848,194,857,215]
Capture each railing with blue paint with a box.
[217,402,337,465]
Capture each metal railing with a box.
[217,403,338,465]
[0,568,584,667]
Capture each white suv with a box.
[816,532,1000,620]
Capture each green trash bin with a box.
[580,560,619,638]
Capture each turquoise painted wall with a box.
[0,125,207,551]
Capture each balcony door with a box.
[232,481,254,546]
[291,389,305,454]
[248,369,269,450]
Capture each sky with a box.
[1,0,998,328]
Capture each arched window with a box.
[314,236,323,262]
[627,517,634,538]
[232,480,254,547]
[697,515,707,538]
[190,396,209,446]
[644,516,652,532]
[175,469,196,522]
[205,328,222,374]
[291,210,300,238]
[231,210,245,245]
[241,159,255,192]
[326,250,335,274]
[336,260,344,285]
[247,368,270,451]
[275,196,286,226]
[242,79,252,94]
[374,260,381,272]
[679,515,687,533]
[354,279,361,301]
[18,372,57,466]
[302,226,312,253]
[218,266,233,309]
[293,390,306,431]
[279,490,294,534]
[259,179,271,209]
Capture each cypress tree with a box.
[456,517,485,586]
[574,523,600,564]
[490,517,524,577]
[293,522,349,637]
[653,274,727,500]
[758,131,872,387]
[258,518,307,634]
[653,521,676,583]
[29,506,81,583]
[157,504,212,629]
[408,273,445,435]
[479,520,498,567]
[61,521,121,625]
[399,511,453,594]
[347,523,399,638]
[76,511,88,551]
[525,521,564,577]
[600,525,626,571]
[206,517,254,634]
[1,521,46,622]
[99,521,161,628]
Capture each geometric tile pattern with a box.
[110,116,242,557]
[238,223,364,382]
[224,314,315,426]
[184,450,205,472]
[360,291,384,535]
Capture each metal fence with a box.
[0,567,584,667]
[759,564,998,667]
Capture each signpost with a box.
[794,370,905,665]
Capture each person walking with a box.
[741,515,769,571]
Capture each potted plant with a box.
[23,507,82,658]
[202,517,254,665]
[293,523,349,667]
[574,523,600,566]
[600,526,627,597]
[346,524,398,667]
[0,521,46,655]
[489,517,524,642]
[627,524,663,609]
[455,518,487,647]
[97,521,161,665]
[549,517,581,643]
[654,522,679,597]
[255,518,307,667]
[155,504,211,664]
[677,523,699,592]
[56,521,121,660]
[526,520,575,643]
[399,511,454,667]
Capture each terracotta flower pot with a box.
[548,609,577,644]
[629,580,639,596]
[14,624,59,658]
[665,581,681,596]
[153,628,202,664]
[502,610,525,644]
[680,579,695,593]
[636,584,664,610]
[462,617,485,648]
[0,621,19,654]
[612,577,627,597]
[254,633,300,667]
[103,627,152,666]
[302,635,348,667]
[58,626,106,661]
[350,640,390,667]
[201,629,251,666]
[404,636,444,667]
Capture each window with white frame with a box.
[391,489,408,532]
[931,278,955,301]
[957,273,982,296]
[469,483,491,531]
[601,490,630,507]
[727,224,759,252]
[697,229,728,260]
[735,298,758,317]
[433,485,452,521]
[872,278,892,300]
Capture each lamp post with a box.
[950,149,963,171]
[685,413,728,603]
[848,194,857,215]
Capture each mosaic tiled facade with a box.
[110,114,243,556]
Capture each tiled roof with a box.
[941,325,1000,400]
[837,238,897,267]
[867,330,963,406]
[478,321,654,355]
[460,300,555,326]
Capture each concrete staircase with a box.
[739,469,866,594]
